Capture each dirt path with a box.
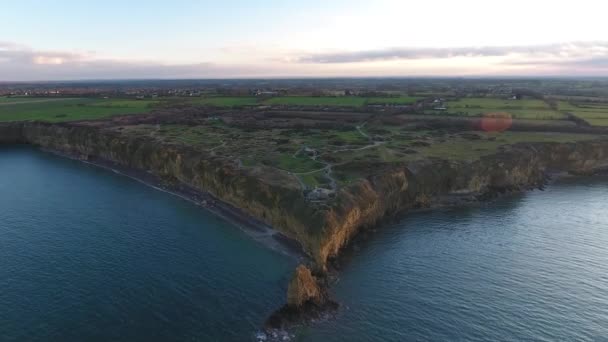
[356,122,370,138]
[292,121,382,193]
[288,121,384,194]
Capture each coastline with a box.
[3,121,608,335]
[37,145,309,262]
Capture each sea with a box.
[1,146,607,341]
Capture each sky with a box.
[2,0,608,81]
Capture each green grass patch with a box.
[409,132,599,161]
[187,96,259,107]
[556,101,581,112]
[557,101,608,126]
[299,171,327,188]
[275,154,324,173]
[333,169,360,187]
[0,98,156,122]
[365,96,420,105]
[504,110,566,120]
[154,125,224,147]
[584,118,608,126]
[165,95,424,108]
[449,98,548,109]
[332,130,368,144]
[445,98,564,120]
[263,96,367,107]
[0,96,81,104]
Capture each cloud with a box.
[295,42,608,64]
[0,42,88,66]
[4,41,608,80]
[0,42,271,81]
[505,56,608,68]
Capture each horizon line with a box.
[3,75,608,84]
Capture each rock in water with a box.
[265,265,338,329]
[287,265,323,307]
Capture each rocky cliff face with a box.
[2,122,608,272]
[0,123,25,144]
[1,122,325,256]
[316,141,608,267]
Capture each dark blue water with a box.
[3,147,608,342]
[0,146,295,341]
[302,176,608,341]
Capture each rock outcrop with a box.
[265,265,337,329]
[287,265,325,307]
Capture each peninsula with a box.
[2,79,608,329]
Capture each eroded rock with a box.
[265,265,338,330]
[287,265,323,307]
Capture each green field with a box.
[585,119,608,126]
[262,96,421,107]
[169,95,421,108]
[365,97,420,105]
[558,101,608,126]
[263,96,368,107]
[0,96,82,104]
[186,96,259,107]
[405,132,599,161]
[0,98,157,122]
[445,98,565,120]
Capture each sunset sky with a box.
[2,0,608,80]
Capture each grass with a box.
[151,125,225,148]
[445,98,565,120]
[299,171,328,188]
[263,96,368,107]
[406,132,599,161]
[557,101,608,126]
[114,121,602,191]
[187,96,259,107]
[556,101,581,112]
[332,130,368,144]
[276,154,324,173]
[449,98,548,109]
[585,119,608,126]
[261,96,421,107]
[0,96,79,104]
[0,98,157,122]
[155,95,421,108]
[366,97,420,105]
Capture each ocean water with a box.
[302,175,608,341]
[2,146,608,342]
[0,146,295,341]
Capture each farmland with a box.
[168,95,421,108]
[262,96,368,107]
[0,97,79,104]
[186,96,259,107]
[263,96,420,107]
[365,96,420,105]
[0,97,157,122]
[444,98,566,120]
[557,101,608,126]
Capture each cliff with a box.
[0,121,324,256]
[317,140,608,266]
[2,121,608,270]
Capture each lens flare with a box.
[480,112,513,132]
